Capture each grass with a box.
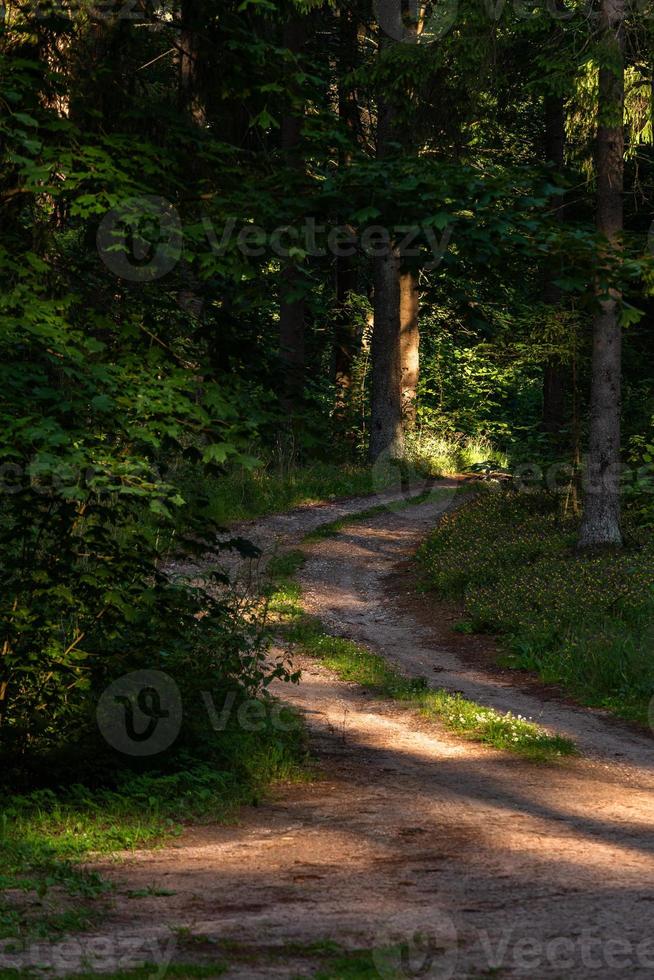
[0,729,308,942]
[417,489,654,725]
[311,949,380,979]
[405,430,507,477]
[266,545,576,762]
[183,461,398,526]
[176,433,497,529]
[0,944,395,980]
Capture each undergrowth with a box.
[417,489,654,724]
[182,461,395,526]
[177,435,491,529]
[1,720,307,942]
[404,430,507,477]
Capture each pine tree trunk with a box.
[334,248,358,421]
[578,0,624,549]
[178,0,206,127]
[279,14,307,420]
[334,8,360,422]
[542,90,567,434]
[370,241,404,460]
[399,269,419,428]
[369,3,419,460]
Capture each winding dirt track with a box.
[16,484,654,978]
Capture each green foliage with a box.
[0,43,288,767]
[418,491,654,723]
[625,421,654,529]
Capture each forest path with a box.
[55,485,654,977]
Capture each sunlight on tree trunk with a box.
[578,0,624,549]
[400,269,419,429]
[370,241,404,461]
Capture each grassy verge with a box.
[1,727,307,942]
[266,549,575,762]
[185,462,396,526]
[417,489,654,725]
[178,435,493,528]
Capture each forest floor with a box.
[14,482,654,979]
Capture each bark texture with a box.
[178,0,206,127]
[578,0,624,548]
[369,4,419,460]
[279,14,308,419]
[399,269,419,428]
[334,9,360,421]
[542,90,567,434]
[370,242,404,461]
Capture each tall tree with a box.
[279,10,308,422]
[578,0,625,548]
[178,0,207,127]
[334,6,360,424]
[542,87,567,434]
[369,0,421,460]
[397,6,421,430]
[370,238,404,459]
[369,24,404,461]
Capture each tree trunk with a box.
[399,269,419,428]
[334,247,359,421]
[370,241,404,460]
[178,0,206,127]
[369,2,419,460]
[578,0,624,549]
[542,90,567,434]
[334,7,360,422]
[279,13,308,420]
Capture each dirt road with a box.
[21,485,654,978]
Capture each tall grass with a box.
[404,431,507,477]
[186,462,393,526]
